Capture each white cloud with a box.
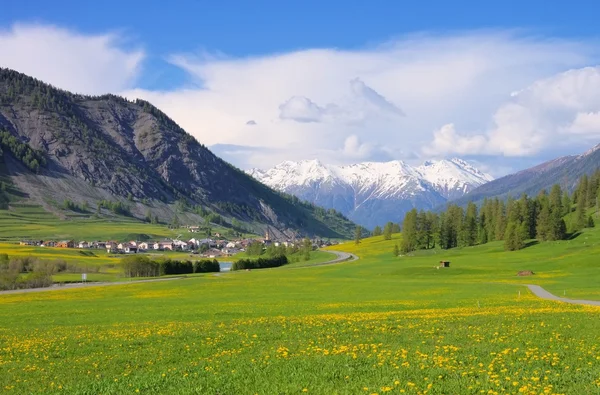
[569,111,600,135]
[2,23,599,174]
[278,96,332,123]
[0,23,144,94]
[278,78,404,124]
[425,66,600,157]
[126,32,596,169]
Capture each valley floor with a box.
[1,228,600,394]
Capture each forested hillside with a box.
[400,171,599,253]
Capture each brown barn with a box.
[439,261,450,268]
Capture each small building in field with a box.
[42,240,56,248]
[439,261,450,268]
[78,241,89,249]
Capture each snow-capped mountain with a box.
[248,158,493,229]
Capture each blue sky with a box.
[2,1,600,174]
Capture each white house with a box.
[78,241,89,249]
[173,240,189,250]
[154,241,174,251]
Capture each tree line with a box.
[231,255,289,271]
[246,238,314,262]
[400,172,599,254]
[121,255,220,277]
[0,254,95,290]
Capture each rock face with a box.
[249,159,493,229]
[0,68,356,238]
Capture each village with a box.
[19,227,337,258]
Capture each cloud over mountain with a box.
[2,24,600,174]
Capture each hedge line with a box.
[121,256,220,277]
[231,255,288,271]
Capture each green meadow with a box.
[1,226,600,394]
[0,203,248,242]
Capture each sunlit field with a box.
[1,227,600,394]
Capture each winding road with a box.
[290,250,358,269]
[525,284,600,307]
[0,276,186,295]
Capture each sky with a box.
[2,0,600,176]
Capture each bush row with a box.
[121,256,220,277]
[231,255,288,271]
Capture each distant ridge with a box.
[454,143,600,205]
[248,158,493,228]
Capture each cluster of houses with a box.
[19,231,337,258]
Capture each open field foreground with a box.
[1,229,600,394]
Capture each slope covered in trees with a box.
[400,171,599,254]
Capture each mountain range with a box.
[249,159,493,228]
[455,144,600,206]
[0,68,356,239]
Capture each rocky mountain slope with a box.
[0,68,356,239]
[248,158,492,228]
[453,144,600,206]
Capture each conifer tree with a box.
[354,226,362,245]
[461,202,478,247]
[575,191,587,231]
[536,203,551,241]
[372,225,382,237]
[493,200,506,241]
[561,191,572,216]
[393,244,399,257]
[383,222,393,240]
[400,209,418,253]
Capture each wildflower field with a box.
[1,228,600,394]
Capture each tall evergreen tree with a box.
[372,225,382,237]
[536,202,552,241]
[493,200,506,241]
[575,191,587,231]
[461,202,478,247]
[561,191,572,216]
[383,222,393,240]
[354,226,362,245]
[400,209,418,253]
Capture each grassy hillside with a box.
[0,226,599,393]
[0,203,245,242]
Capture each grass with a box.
[0,203,252,242]
[1,227,600,393]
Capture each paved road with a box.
[0,276,186,295]
[526,284,600,306]
[290,250,358,269]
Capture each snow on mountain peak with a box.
[248,157,493,228]
[250,158,492,199]
[416,158,493,199]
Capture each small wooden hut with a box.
[439,261,450,268]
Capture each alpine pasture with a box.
[1,228,600,394]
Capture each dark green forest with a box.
[400,171,599,253]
